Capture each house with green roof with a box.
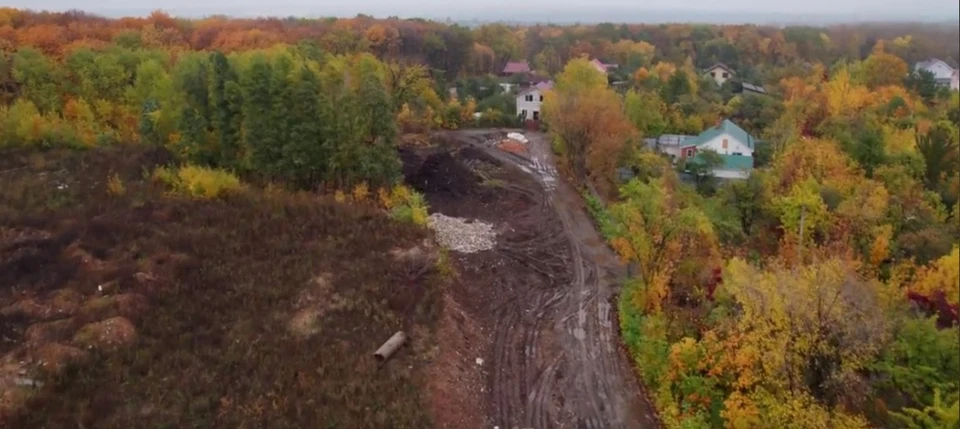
[678,119,756,180]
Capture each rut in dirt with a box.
[421,130,659,429]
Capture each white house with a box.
[914,59,957,88]
[704,63,736,86]
[649,119,756,179]
[516,81,553,121]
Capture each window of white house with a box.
[521,109,527,118]
[732,152,743,156]
[539,95,543,102]
[722,138,728,149]
[525,94,533,102]
[722,72,729,78]
[711,71,716,77]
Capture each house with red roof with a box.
[589,59,618,74]
[501,61,531,76]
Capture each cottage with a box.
[515,81,553,122]
[704,63,736,86]
[675,119,756,179]
[914,59,956,88]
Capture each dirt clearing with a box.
[408,130,658,428]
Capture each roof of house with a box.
[657,134,697,146]
[502,61,531,74]
[589,58,618,73]
[740,82,766,94]
[915,59,956,79]
[690,152,754,171]
[915,58,951,70]
[683,119,756,150]
[718,154,754,170]
[516,80,553,97]
[704,63,736,75]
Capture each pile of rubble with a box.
[496,132,529,155]
[427,213,496,253]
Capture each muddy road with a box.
[408,130,658,429]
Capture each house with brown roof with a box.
[704,63,736,86]
[502,61,531,76]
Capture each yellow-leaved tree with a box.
[912,246,960,307]
[716,258,889,403]
[605,176,718,312]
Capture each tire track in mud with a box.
[465,131,657,429]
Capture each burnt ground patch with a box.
[1,147,445,428]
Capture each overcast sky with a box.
[7,0,960,22]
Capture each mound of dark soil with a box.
[406,151,482,199]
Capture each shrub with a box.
[107,173,126,196]
[386,185,428,226]
[152,165,243,199]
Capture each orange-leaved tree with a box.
[542,57,636,196]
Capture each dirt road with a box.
[418,130,658,429]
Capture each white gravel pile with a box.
[427,213,496,253]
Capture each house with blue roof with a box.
[676,119,756,180]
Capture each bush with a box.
[152,165,243,199]
[388,185,428,226]
[107,173,126,196]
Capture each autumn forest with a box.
[1,6,959,429]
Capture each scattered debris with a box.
[427,213,496,253]
[374,331,408,362]
[475,357,484,366]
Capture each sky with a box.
[7,0,960,23]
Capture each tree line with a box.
[547,37,959,429]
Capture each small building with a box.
[502,61,531,76]
[679,119,756,179]
[646,134,697,160]
[589,59,618,75]
[649,120,755,179]
[914,58,956,88]
[515,81,553,122]
[704,63,736,86]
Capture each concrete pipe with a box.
[374,331,407,362]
